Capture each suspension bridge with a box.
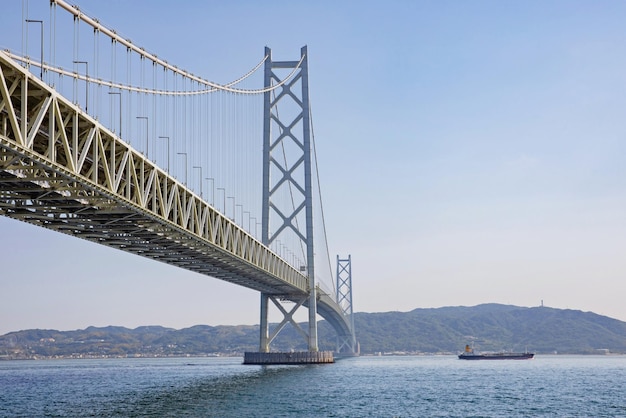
[0,0,357,362]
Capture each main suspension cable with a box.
[6,51,303,96]
[48,0,303,95]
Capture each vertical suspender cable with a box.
[153,61,158,166]
[22,0,28,70]
[197,80,201,194]
[173,72,177,175]
[126,46,131,144]
[163,65,168,159]
[217,92,221,193]
[182,76,186,164]
[140,55,144,152]
[73,15,77,104]
[51,1,57,87]
[93,27,97,118]
[48,1,53,85]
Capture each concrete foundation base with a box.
[243,351,334,365]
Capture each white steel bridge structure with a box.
[0,0,357,356]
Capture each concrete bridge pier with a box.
[244,351,334,365]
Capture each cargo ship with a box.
[458,344,534,360]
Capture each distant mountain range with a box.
[2,304,625,359]
[350,304,626,354]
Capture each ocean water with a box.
[1,355,625,417]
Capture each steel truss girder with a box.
[0,51,321,300]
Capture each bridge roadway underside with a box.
[0,150,349,335]
[0,158,296,296]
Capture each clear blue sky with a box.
[1,0,626,334]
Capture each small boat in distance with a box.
[458,344,534,360]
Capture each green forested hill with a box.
[2,304,625,358]
[344,304,626,354]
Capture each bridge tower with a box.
[336,255,358,355]
[260,46,319,353]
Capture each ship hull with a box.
[458,353,534,360]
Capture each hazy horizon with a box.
[0,301,619,335]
